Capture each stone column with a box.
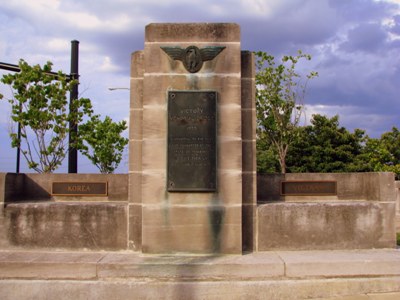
[128,51,144,251]
[130,23,246,254]
[241,51,257,252]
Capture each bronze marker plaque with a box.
[52,182,108,196]
[281,181,337,196]
[168,91,217,192]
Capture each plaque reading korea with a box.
[281,181,337,196]
[52,182,108,196]
[168,91,217,192]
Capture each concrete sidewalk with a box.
[0,249,399,299]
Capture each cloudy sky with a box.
[1,0,400,173]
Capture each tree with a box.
[256,136,280,173]
[255,50,317,173]
[360,127,400,179]
[0,59,93,173]
[287,114,368,173]
[78,115,129,174]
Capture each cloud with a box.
[304,104,398,138]
[99,56,120,72]
[1,0,400,172]
[340,23,388,53]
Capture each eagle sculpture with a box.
[161,45,226,73]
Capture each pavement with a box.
[0,248,399,299]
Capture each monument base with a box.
[0,249,399,299]
[0,172,398,252]
[257,172,397,251]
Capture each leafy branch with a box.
[0,59,93,173]
[255,50,318,173]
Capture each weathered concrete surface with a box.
[278,249,400,278]
[258,172,396,202]
[2,202,128,250]
[0,173,7,203]
[256,173,396,250]
[0,249,399,299]
[395,181,400,232]
[2,173,128,202]
[0,279,399,300]
[317,293,400,300]
[0,173,131,251]
[0,251,103,279]
[258,202,396,250]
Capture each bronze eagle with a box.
[160,45,226,73]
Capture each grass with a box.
[397,233,400,246]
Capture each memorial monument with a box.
[129,23,256,254]
[0,22,398,299]
[0,23,396,254]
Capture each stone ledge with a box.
[279,249,400,278]
[0,249,399,281]
[0,251,103,279]
[0,277,399,300]
[97,252,284,280]
[0,250,399,299]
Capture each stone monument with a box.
[0,22,398,300]
[0,22,395,254]
[129,23,256,254]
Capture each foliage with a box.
[258,111,400,178]
[255,50,318,173]
[256,137,280,173]
[0,59,93,173]
[359,127,400,179]
[286,115,368,173]
[78,115,129,174]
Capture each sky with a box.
[0,0,400,173]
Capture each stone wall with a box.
[395,181,400,232]
[2,173,128,202]
[0,171,397,252]
[256,172,397,250]
[0,173,129,251]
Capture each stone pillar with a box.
[241,51,257,252]
[129,23,251,254]
[128,51,144,251]
[395,181,400,232]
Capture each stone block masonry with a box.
[129,23,256,254]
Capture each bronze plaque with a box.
[281,181,337,196]
[52,182,108,196]
[168,91,217,192]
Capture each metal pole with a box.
[68,40,79,173]
[16,103,22,173]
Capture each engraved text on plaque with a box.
[168,91,217,192]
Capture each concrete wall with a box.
[0,173,6,204]
[4,202,128,250]
[0,173,129,251]
[1,171,397,251]
[395,181,400,232]
[3,173,128,202]
[258,172,396,202]
[256,173,397,250]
